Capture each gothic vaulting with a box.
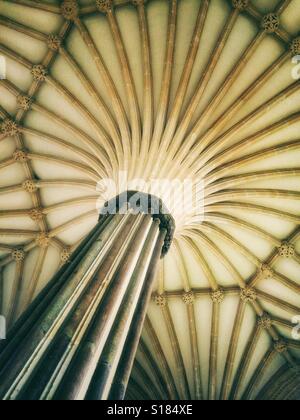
[0,0,299,400]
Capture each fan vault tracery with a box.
[0,0,299,400]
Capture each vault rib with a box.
[220,301,246,400]
[209,299,220,401]
[132,359,163,400]
[0,0,299,400]
[172,31,266,177]
[154,0,209,173]
[144,316,179,400]
[3,0,61,14]
[6,257,25,327]
[174,46,289,180]
[195,80,300,168]
[26,153,100,182]
[0,76,112,176]
[275,0,294,14]
[230,323,262,400]
[0,16,48,42]
[202,129,300,182]
[138,339,171,400]
[106,7,141,177]
[161,301,191,400]
[202,214,282,246]
[74,18,131,171]
[59,47,123,160]
[46,75,118,173]
[173,241,203,400]
[200,222,262,267]
[204,189,300,204]
[242,348,277,400]
[204,202,300,224]
[180,236,219,291]
[207,169,300,194]
[272,315,296,331]
[0,18,73,247]
[135,0,154,179]
[184,230,244,287]
[160,4,238,177]
[256,290,300,314]
[144,0,177,181]
[22,127,105,174]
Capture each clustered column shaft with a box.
[0,192,175,400]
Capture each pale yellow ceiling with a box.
[0,0,299,400]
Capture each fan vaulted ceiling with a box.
[0,0,300,400]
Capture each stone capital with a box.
[100,191,175,256]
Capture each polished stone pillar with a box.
[0,192,175,400]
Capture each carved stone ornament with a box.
[258,314,273,330]
[35,233,50,248]
[261,13,280,33]
[96,0,113,13]
[260,264,274,279]
[17,95,32,111]
[12,249,25,262]
[210,289,225,304]
[13,149,29,163]
[22,180,38,193]
[48,35,62,51]
[232,0,249,10]
[1,119,19,136]
[290,37,300,56]
[278,242,295,258]
[240,287,257,303]
[153,293,167,307]
[61,248,72,263]
[182,291,195,305]
[29,208,44,222]
[61,0,79,20]
[31,65,48,82]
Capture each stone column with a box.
[0,191,175,400]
